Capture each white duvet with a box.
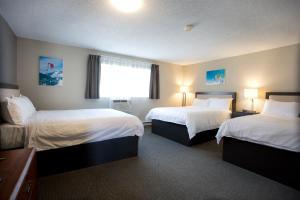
[25,109,144,151]
[216,114,300,152]
[145,106,231,139]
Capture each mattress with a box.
[0,123,25,149]
[24,108,144,151]
[145,106,231,139]
[216,114,300,152]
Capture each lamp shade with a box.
[244,88,258,99]
[180,86,188,93]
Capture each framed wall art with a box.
[39,56,63,86]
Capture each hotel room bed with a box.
[29,108,143,176]
[216,114,300,152]
[146,92,236,146]
[217,92,300,190]
[25,108,143,151]
[0,87,144,176]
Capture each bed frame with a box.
[223,92,300,190]
[152,91,237,146]
[37,136,139,177]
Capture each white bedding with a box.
[145,106,231,139]
[216,114,300,152]
[24,109,144,151]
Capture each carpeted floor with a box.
[39,127,300,200]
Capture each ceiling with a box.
[0,0,300,65]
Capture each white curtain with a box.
[100,56,151,99]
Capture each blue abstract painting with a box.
[39,56,63,86]
[206,69,225,85]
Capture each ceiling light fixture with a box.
[184,24,194,32]
[111,0,143,13]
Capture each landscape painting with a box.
[39,56,63,86]
[206,69,225,85]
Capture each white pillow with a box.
[192,99,209,109]
[208,98,232,111]
[2,95,36,125]
[262,99,299,119]
[20,95,36,114]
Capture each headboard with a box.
[266,92,300,102]
[0,83,19,89]
[0,88,20,101]
[195,91,237,112]
[0,83,19,99]
[0,85,20,123]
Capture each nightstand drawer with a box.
[18,181,34,200]
[17,154,37,200]
[0,148,37,200]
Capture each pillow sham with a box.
[208,98,232,111]
[2,95,36,125]
[262,99,299,119]
[192,99,209,109]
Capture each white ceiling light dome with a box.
[111,0,143,13]
[184,24,194,32]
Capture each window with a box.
[100,56,151,99]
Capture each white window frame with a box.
[100,56,151,99]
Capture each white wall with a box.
[17,38,183,120]
[0,14,17,85]
[183,44,300,111]
[17,38,300,117]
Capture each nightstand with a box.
[0,148,37,200]
[231,111,258,118]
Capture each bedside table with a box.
[0,148,37,200]
[231,111,258,118]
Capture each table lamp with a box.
[180,86,188,106]
[244,88,258,112]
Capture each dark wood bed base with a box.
[223,92,300,190]
[223,137,300,189]
[151,91,237,146]
[152,119,218,146]
[37,136,138,177]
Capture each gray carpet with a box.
[39,127,300,200]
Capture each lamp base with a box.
[182,93,186,107]
[242,109,257,114]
